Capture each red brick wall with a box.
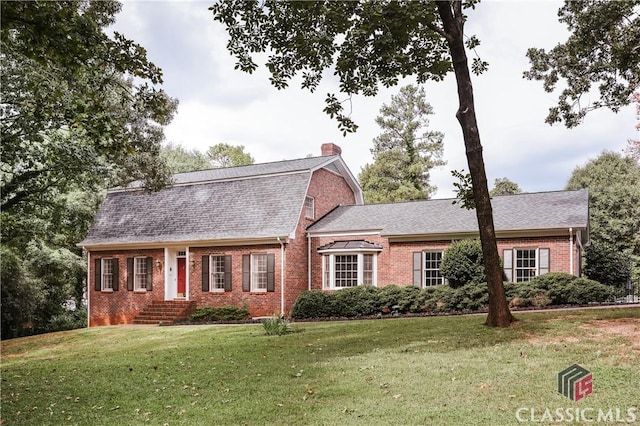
[310,234,581,288]
[189,245,283,317]
[89,249,164,326]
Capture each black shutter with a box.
[146,257,153,291]
[127,258,134,291]
[242,254,250,292]
[94,258,101,291]
[202,255,210,291]
[412,252,422,287]
[267,254,275,292]
[113,259,119,291]
[224,255,232,292]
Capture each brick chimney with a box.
[321,143,342,156]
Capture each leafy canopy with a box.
[359,85,445,203]
[490,178,523,196]
[525,1,640,127]
[206,143,255,168]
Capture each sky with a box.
[110,1,637,199]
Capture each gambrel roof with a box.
[307,189,589,241]
[80,155,362,249]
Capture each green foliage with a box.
[525,1,640,127]
[440,239,486,288]
[359,85,446,203]
[566,152,640,257]
[333,285,382,317]
[262,315,292,336]
[584,241,633,288]
[206,143,255,168]
[1,0,177,338]
[451,169,476,209]
[490,178,523,196]
[290,290,335,319]
[188,306,251,322]
[548,278,613,305]
[161,143,210,174]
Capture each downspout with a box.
[569,227,574,276]
[277,237,285,317]
[85,249,90,328]
[307,235,312,291]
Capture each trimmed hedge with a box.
[291,276,614,319]
[189,305,251,322]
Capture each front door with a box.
[177,257,186,297]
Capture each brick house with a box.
[80,143,589,325]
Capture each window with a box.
[126,257,153,291]
[102,258,114,290]
[95,258,119,291]
[211,256,226,291]
[423,251,445,286]
[412,251,445,287]
[134,257,148,290]
[202,255,232,292]
[305,196,315,219]
[322,253,377,289]
[242,253,275,292]
[503,248,550,282]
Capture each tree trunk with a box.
[436,1,515,327]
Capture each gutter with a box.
[84,248,90,328]
[569,227,574,276]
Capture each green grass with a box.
[2,308,639,425]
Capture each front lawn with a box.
[2,308,638,425]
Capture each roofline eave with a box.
[78,235,292,251]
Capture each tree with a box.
[1,1,176,337]
[206,143,255,168]
[359,85,445,203]
[583,241,632,289]
[525,1,640,127]
[565,152,640,257]
[211,0,515,326]
[490,178,522,196]
[162,143,211,174]
[626,92,640,162]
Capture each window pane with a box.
[515,249,537,282]
[135,258,147,289]
[334,255,358,287]
[305,196,315,219]
[363,254,374,285]
[252,254,267,290]
[211,256,225,290]
[102,259,113,290]
[423,252,443,286]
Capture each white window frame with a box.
[251,253,268,292]
[321,252,377,289]
[504,248,550,283]
[209,255,226,292]
[134,257,148,291]
[305,196,315,219]
[423,251,445,286]
[101,258,114,291]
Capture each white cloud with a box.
[112,0,637,199]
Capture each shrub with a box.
[291,290,335,319]
[423,285,457,312]
[262,315,292,335]
[528,272,577,290]
[189,305,250,322]
[584,241,632,288]
[454,282,489,312]
[547,277,613,305]
[440,239,486,288]
[378,285,404,312]
[333,285,381,317]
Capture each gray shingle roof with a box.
[81,172,312,247]
[119,156,339,189]
[318,240,383,251]
[307,189,589,237]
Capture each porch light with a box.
[155,259,162,270]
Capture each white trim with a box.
[322,252,378,289]
[185,247,190,300]
[278,237,285,316]
[307,230,382,239]
[80,236,290,251]
[569,227,574,276]
[250,253,268,292]
[133,257,148,291]
[86,250,90,328]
